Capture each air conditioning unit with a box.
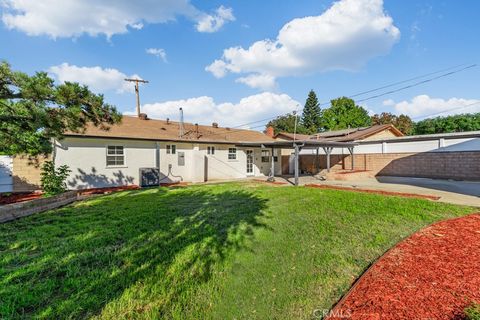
[139,168,160,187]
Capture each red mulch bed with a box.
[328,214,480,320]
[305,184,441,201]
[0,192,43,205]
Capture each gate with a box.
[0,156,13,193]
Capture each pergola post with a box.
[348,147,355,171]
[294,143,299,186]
[268,147,275,182]
[323,147,333,172]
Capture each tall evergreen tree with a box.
[301,90,322,134]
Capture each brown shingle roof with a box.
[65,116,275,144]
[275,124,403,142]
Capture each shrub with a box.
[465,303,480,320]
[40,161,71,196]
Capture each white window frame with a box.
[106,145,126,167]
[167,144,176,154]
[228,147,237,160]
[261,150,270,163]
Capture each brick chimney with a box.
[265,126,275,137]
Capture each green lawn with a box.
[0,182,474,319]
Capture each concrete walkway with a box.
[252,175,480,207]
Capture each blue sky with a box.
[1,0,479,128]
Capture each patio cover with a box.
[236,140,359,185]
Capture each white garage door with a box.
[0,156,13,193]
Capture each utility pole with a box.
[124,78,149,117]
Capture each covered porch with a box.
[237,140,358,186]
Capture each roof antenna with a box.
[124,78,149,117]
[179,107,185,138]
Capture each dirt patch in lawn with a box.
[305,184,441,201]
[328,214,480,320]
[252,179,289,185]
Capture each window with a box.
[261,150,270,162]
[207,146,215,155]
[228,147,237,160]
[166,144,176,154]
[106,146,125,166]
[261,149,278,163]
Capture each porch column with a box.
[315,147,320,172]
[294,144,299,186]
[348,147,354,171]
[323,147,333,172]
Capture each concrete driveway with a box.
[262,175,480,207]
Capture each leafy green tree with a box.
[321,97,371,131]
[266,112,307,135]
[0,61,121,156]
[414,113,480,134]
[371,112,414,135]
[301,90,322,134]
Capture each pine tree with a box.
[301,90,322,134]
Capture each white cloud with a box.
[126,92,300,128]
[49,63,141,94]
[235,74,277,90]
[195,5,235,33]
[388,95,480,118]
[146,48,167,62]
[206,0,400,88]
[1,0,234,38]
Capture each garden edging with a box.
[0,191,78,223]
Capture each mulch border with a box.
[305,184,441,201]
[327,213,480,320]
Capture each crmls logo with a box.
[312,308,352,319]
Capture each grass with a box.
[0,182,474,319]
[466,303,480,320]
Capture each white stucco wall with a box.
[55,137,156,189]
[55,137,282,189]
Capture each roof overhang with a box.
[236,140,358,149]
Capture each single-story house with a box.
[2,120,479,192]
[47,115,283,189]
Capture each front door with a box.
[246,150,254,175]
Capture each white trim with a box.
[105,144,126,168]
[246,149,254,176]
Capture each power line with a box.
[347,63,472,99]
[355,64,477,104]
[203,63,477,137]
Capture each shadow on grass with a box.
[0,186,268,318]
